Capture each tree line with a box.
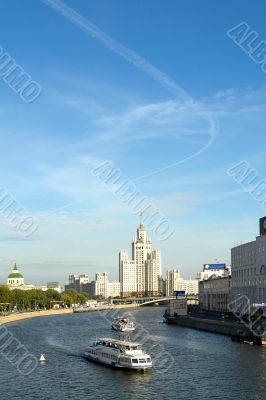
[0,286,101,312]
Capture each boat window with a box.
[131,346,137,350]
[139,359,146,363]
[147,358,151,362]
[132,359,138,363]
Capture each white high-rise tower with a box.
[119,223,162,297]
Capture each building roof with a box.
[8,263,23,279]
[8,273,23,278]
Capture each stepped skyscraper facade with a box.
[119,223,162,297]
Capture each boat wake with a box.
[45,337,78,356]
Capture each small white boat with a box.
[84,337,152,370]
[39,354,46,362]
[112,318,135,332]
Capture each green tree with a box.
[63,289,81,304]
[77,293,89,305]
[27,289,47,309]
[10,289,31,310]
[45,289,61,301]
[0,286,11,303]
[61,293,73,307]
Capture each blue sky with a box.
[0,0,266,285]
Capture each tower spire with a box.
[139,211,144,228]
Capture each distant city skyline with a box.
[0,216,263,286]
[0,0,266,283]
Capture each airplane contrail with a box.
[41,0,218,182]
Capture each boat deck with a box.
[98,337,141,346]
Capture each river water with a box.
[0,307,265,400]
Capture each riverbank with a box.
[0,308,73,325]
[164,311,266,345]
[73,303,139,313]
[0,303,139,326]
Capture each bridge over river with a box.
[111,295,199,306]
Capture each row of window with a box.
[232,278,266,286]
[102,352,117,360]
[119,356,130,363]
[88,349,118,361]
[232,287,266,302]
[119,357,150,364]
[232,267,260,277]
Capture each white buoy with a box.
[39,354,46,362]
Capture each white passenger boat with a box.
[112,318,135,332]
[84,337,152,370]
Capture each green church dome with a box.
[8,263,23,279]
[8,272,23,278]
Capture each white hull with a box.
[84,337,152,370]
[111,318,135,332]
[112,325,135,332]
[84,352,151,370]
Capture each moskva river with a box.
[1,307,266,400]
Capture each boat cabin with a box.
[96,338,141,353]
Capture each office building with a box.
[231,216,266,307]
[196,263,231,281]
[65,274,89,293]
[166,269,198,296]
[119,223,162,297]
[47,282,61,293]
[199,276,231,312]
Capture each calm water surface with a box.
[0,307,266,400]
